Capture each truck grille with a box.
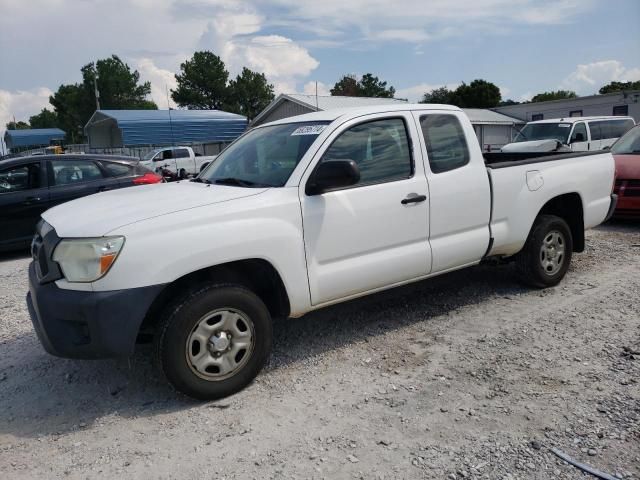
[615,179,640,197]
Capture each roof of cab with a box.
[259,103,462,127]
[528,116,635,124]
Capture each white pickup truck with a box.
[140,146,217,178]
[27,104,617,399]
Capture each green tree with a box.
[225,68,275,120]
[29,108,59,129]
[530,90,577,103]
[330,75,359,96]
[453,79,502,108]
[599,80,640,94]
[50,55,156,142]
[420,86,455,104]
[5,120,30,130]
[420,80,501,108]
[330,73,395,97]
[498,99,520,106]
[172,51,229,109]
[358,73,395,98]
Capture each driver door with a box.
[569,122,589,151]
[299,113,431,306]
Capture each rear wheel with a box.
[516,214,573,288]
[179,168,187,179]
[154,284,272,400]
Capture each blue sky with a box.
[1,0,639,136]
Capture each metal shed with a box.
[463,109,525,152]
[4,128,66,153]
[84,109,248,148]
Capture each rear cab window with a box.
[420,114,470,173]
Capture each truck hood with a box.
[42,182,268,237]
[501,139,569,153]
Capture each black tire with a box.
[200,162,210,173]
[154,284,272,400]
[516,214,573,288]
[178,168,187,179]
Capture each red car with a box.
[612,124,640,219]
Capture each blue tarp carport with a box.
[84,109,247,148]
[4,128,66,152]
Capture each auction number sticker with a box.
[291,125,327,136]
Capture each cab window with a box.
[570,123,587,143]
[420,114,470,173]
[50,160,103,186]
[319,118,413,185]
[0,163,41,193]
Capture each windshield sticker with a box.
[291,125,327,136]
[558,124,571,128]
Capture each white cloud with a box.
[303,81,330,96]
[0,87,53,153]
[395,83,460,102]
[499,86,512,99]
[135,58,178,108]
[561,60,640,95]
[376,29,430,43]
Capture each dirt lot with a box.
[1,222,639,479]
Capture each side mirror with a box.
[306,159,360,196]
[572,133,585,143]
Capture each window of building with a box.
[531,114,544,121]
[320,118,412,185]
[569,110,583,117]
[420,114,470,174]
[0,163,41,193]
[612,105,628,116]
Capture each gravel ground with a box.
[1,221,639,480]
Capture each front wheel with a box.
[154,284,272,400]
[516,214,573,288]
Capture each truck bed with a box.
[484,150,606,168]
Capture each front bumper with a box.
[27,262,164,359]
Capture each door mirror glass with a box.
[306,160,360,195]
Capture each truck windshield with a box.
[514,123,572,144]
[143,149,162,161]
[199,122,330,187]
[611,125,640,154]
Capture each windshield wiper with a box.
[190,177,211,184]
[213,177,272,188]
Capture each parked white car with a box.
[502,116,635,153]
[140,146,217,178]
[27,104,617,399]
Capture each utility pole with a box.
[94,63,101,110]
[166,84,175,146]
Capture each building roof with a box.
[252,93,407,125]
[462,109,525,125]
[526,115,635,124]
[85,109,247,146]
[4,128,66,148]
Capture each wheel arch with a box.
[535,192,585,252]
[139,258,291,336]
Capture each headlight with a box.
[53,237,125,282]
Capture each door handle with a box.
[401,194,427,205]
[23,196,41,204]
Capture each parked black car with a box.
[0,154,162,252]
